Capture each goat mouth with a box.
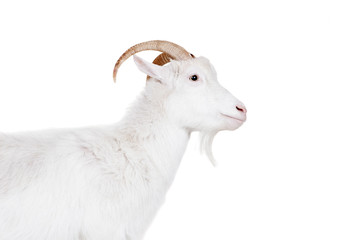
[221,113,245,122]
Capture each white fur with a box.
[0,55,246,239]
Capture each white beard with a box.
[199,131,219,166]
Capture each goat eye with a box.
[190,75,198,81]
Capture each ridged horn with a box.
[152,52,173,66]
[113,40,194,82]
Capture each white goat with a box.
[0,40,247,240]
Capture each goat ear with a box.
[133,55,169,82]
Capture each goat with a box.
[0,40,247,240]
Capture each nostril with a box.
[236,106,247,113]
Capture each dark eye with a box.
[190,75,198,81]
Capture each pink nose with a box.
[236,105,247,113]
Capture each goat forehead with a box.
[174,57,216,75]
[191,57,213,70]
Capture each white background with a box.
[0,0,359,239]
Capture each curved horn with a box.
[152,52,173,66]
[113,40,194,82]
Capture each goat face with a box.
[134,55,247,132]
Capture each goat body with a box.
[0,95,189,239]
